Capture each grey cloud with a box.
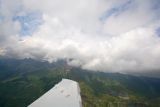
[0,0,160,74]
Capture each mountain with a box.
[0,58,160,107]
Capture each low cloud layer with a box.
[0,0,160,73]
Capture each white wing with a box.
[28,79,82,107]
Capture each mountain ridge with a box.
[0,58,160,107]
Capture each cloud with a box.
[102,0,159,35]
[0,0,160,74]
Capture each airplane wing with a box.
[28,79,82,107]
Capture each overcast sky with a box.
[0,0,160,73]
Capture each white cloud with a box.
[102,0,157,35]
[0,0,160,74]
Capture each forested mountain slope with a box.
[0,58,160,107]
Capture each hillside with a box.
[0,58,160,107]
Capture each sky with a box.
[0,0,160,74]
